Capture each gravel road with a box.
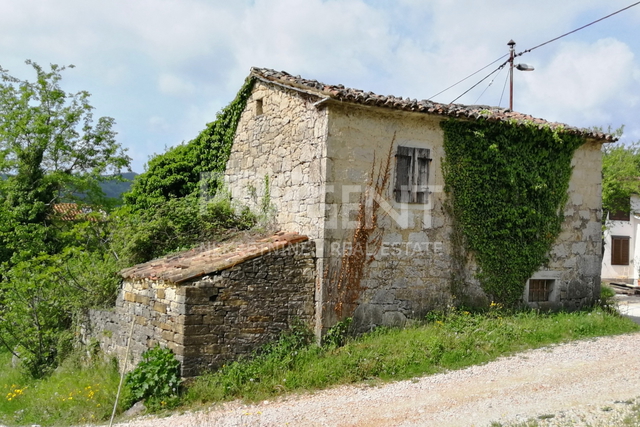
[112,331,640,427]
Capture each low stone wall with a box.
[84,241,316,377]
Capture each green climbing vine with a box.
[124,77,256,209]
[441,118,586,306]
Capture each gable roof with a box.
[119,231,308,284]
[250,67,616,142]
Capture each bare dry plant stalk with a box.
[330,135,395,319]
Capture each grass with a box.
[0,350,124,426]
[0,306,638,425]
[184,307,639,406]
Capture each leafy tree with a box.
[0,60,130,227]
[602,141,640,215]
[0,61,130,377]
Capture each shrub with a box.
[125,346,181,409]
[323,317,353,348]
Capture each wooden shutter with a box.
[611,236,630,265]
[610,210,631,221]
[414,148,430,204]
[395,146,413,203]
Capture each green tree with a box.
[602,142,640,215]
[0,61,130,377]
[0,61,130,227]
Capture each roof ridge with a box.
[249,67,616,142]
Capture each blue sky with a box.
[2,0,639,172]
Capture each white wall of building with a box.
[602,195,640,283]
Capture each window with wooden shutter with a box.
[611,236,630,265]
[609,197,630,221]
[394,146,431,203]
[610,210,630,221]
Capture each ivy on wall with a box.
[441,118,586,306]
[124,77,256,210]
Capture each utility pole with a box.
[508,39,515,111]
[507,39,534,111]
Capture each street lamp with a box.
[508,40,534,111]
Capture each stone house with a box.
[225,67,614,337]
[88,68,614,376]
[602,195,640,286]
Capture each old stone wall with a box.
[539,139,604,310]
[85,241,316,377]
[319,102,605,332]
[225,80,329,240]
[319,103,468,333]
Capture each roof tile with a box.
[250,67,616,141]
[119,232,309,284]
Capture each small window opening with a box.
[209,294,218,302]
[528,279,553,302]
[394,146,431,203]
[255,98,264,116]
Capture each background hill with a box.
[1,172,138,200]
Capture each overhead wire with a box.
[516,0,640,57]
[438,1,640,106]
[498,67,510,107]
[474,65,505,104]
[448,62,507,105]
[427,53,508,100]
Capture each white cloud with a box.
[158,73,196,97]
[522,38,639,126]
[2,0,640,170]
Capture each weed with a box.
[323,317,353,348]
[125,345,181,410]
[600,284,618,313]
[0,349,122,425]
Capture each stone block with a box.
[177,324,212,335]
[134,294,150,305]
[153,302,167,314]
[175,314,203,325]
[182,334,218,346]
[203,315,225,325]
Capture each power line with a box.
[474,65,505,105]
[517,1,640,57]
[498,66,510,108]
[448,62,507,105]
[447,1,640,107]
[427,54,508,100]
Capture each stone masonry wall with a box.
[536,139,604,310]
[85,241,316,377]
[320,103,605,332]
[320,103,467,333]
[225,81,328,240]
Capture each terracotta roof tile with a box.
[250,67,616,142]
[52,203,103,222]
[119,231,309,284]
